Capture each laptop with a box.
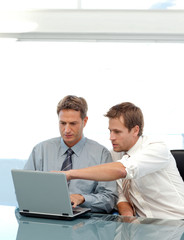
[11,169,90,220]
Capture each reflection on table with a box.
[0,205,184,240]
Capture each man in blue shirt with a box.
[24,95,117,213]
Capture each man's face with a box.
[108,117,139,152]
[58,109,88,147]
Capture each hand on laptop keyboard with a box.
[70,194,85,208]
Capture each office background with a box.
[0,1,184,161]
[0,4,184,240]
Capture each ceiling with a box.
[0,9,184,42]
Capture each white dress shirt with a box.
[111,136,184,219]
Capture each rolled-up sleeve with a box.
[118,140,171,179]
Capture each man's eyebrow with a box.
[108,128,121,131]
[60,120,78,123]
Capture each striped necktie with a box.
[122,153,136,216]
[61,148,74,171]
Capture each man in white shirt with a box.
[60,102,184,219]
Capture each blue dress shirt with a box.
[24,136,118,213]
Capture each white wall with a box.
[0,41,184,159]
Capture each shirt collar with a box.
[60,136,86,157]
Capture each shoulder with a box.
[84,138,113,163]
[33,137,61,149]
[140,135,171,160]
[84,138,111,153]
[141,135,168,148]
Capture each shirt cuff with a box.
[117,191,128,203]
[118,157,138,179]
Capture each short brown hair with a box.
[57,95,88,120]
[105,102,144,136]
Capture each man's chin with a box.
[113,146,122,152]
[63,139,74,147]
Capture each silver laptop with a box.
[11,169,90,220]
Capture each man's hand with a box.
[70,194,85,208]
[117,201,134,217]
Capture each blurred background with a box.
[0,0,184,159]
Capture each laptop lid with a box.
[11,169,90,220]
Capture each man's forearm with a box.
[66,162,126,181]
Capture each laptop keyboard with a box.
[72,207,86,215]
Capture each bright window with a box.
[0,41,184,159]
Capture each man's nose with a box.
[110,132,115,141]
[65,124,71,133]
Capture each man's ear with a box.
[133,125,140,136]
[83,116,88,127]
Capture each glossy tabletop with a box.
[1,205,184,240]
